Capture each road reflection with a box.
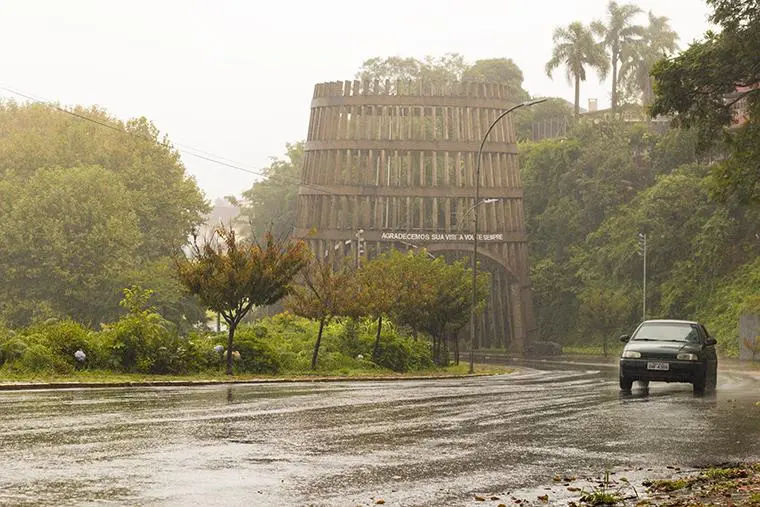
[0,364,758,506]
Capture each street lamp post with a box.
[470,98,547,374]
[638,232,647,321]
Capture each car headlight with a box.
[622,350,641,359]
[676,353,699,361]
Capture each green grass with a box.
[647,478,690,492]
[579,490,622,505]
[0,363,512,385]
[562,344,624,357]
[702,466,750,480]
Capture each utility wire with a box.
[0,85,337,196]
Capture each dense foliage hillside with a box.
[521,121,760,355]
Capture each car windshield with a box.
[632,323,700,343]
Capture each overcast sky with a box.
[0,0,713,202]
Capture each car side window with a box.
[700,325,710,341]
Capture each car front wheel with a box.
[619,375,633,391]
[693,372,706,393]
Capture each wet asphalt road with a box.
[1,362,759,506]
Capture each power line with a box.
[0,85,269,177]
[0,84,338,197]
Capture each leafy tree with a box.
[577,167,715,325]
[175,225,309,374]
[530,258,580,344]
[128,259,206,334]
[417,257,489,365]
[364,250,488,364]
[234,142,304,240]
[355,53,468,83]
[546,21,610,116]
[618,12,679,105]
[0,166,141,326]
[0,102,208,256]
[513,98,575,141]
[355,256,399,361]
[591,1,645,110]
[650,0,760,204]
[0,101,209,328]
[462,58,529,100]
[285,260,364,369]
[519,121,720,344]
[577,283,633,356]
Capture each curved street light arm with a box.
[470,98,548,373]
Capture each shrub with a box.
[185,333,227,372]
[98,312,189,374]
[15,343,73,374]
[0,335,27,367]
[25,320,91,367]
[338,319,368,359]
[230,326,281,374]
[372,325,434,372]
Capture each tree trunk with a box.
[225,320,237,375]
[455,333,460,365]
[643,77,654,106]
[372,315,383,361]
[574,75,580,117]
[611,53,618,111]
[311,318,325,370]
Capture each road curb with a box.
[0,373,501,391]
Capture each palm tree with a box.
[619,12,679,105]
[546,21,610,117]
[592,1,644,110]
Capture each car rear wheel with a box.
[619,375,633,391]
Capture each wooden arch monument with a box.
[294,79,537,352]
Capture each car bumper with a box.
[620,358,706,383]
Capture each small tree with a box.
[420,258,490,365]
[369,250,490,365]
[175,225,309,374]
[578,284,633,356]
[357,254,403,361]
[285,259,363,369]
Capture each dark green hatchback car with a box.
[619,319,718,393]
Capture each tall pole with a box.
[642,233,647,321]
[470,98,547,374]
[356,229,364,269]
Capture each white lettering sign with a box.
[379,232,504,242]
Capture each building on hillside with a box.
[196,197,241,240]
[579,99,671,134]
[727,84,758,128]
